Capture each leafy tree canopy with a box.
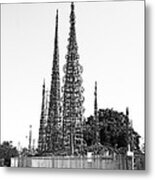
[0,141,18,160]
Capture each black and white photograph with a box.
[1,0,145,170]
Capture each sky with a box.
[1,0,145,148]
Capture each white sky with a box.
[1,0,145,148]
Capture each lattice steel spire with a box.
[62,2,85,155]
[94,81,98,119]
[94,81,99,144]
[38,80,47,153]
[46,10,61,153]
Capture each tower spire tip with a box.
[71,2,74,10]
[56,9,58,17]
[56,9,58,23]
[43,78,45,88]
[126,107,129,117]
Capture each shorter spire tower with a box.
[94,81,99,144]
[29,125,32,151]
[38,80,47,153]
[94,81,98,119]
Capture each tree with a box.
[83,108,141,152]
[0,141,18,166]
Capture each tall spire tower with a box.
[38,80,47,153]
[62,2,85,155]
[46,10,61,153]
